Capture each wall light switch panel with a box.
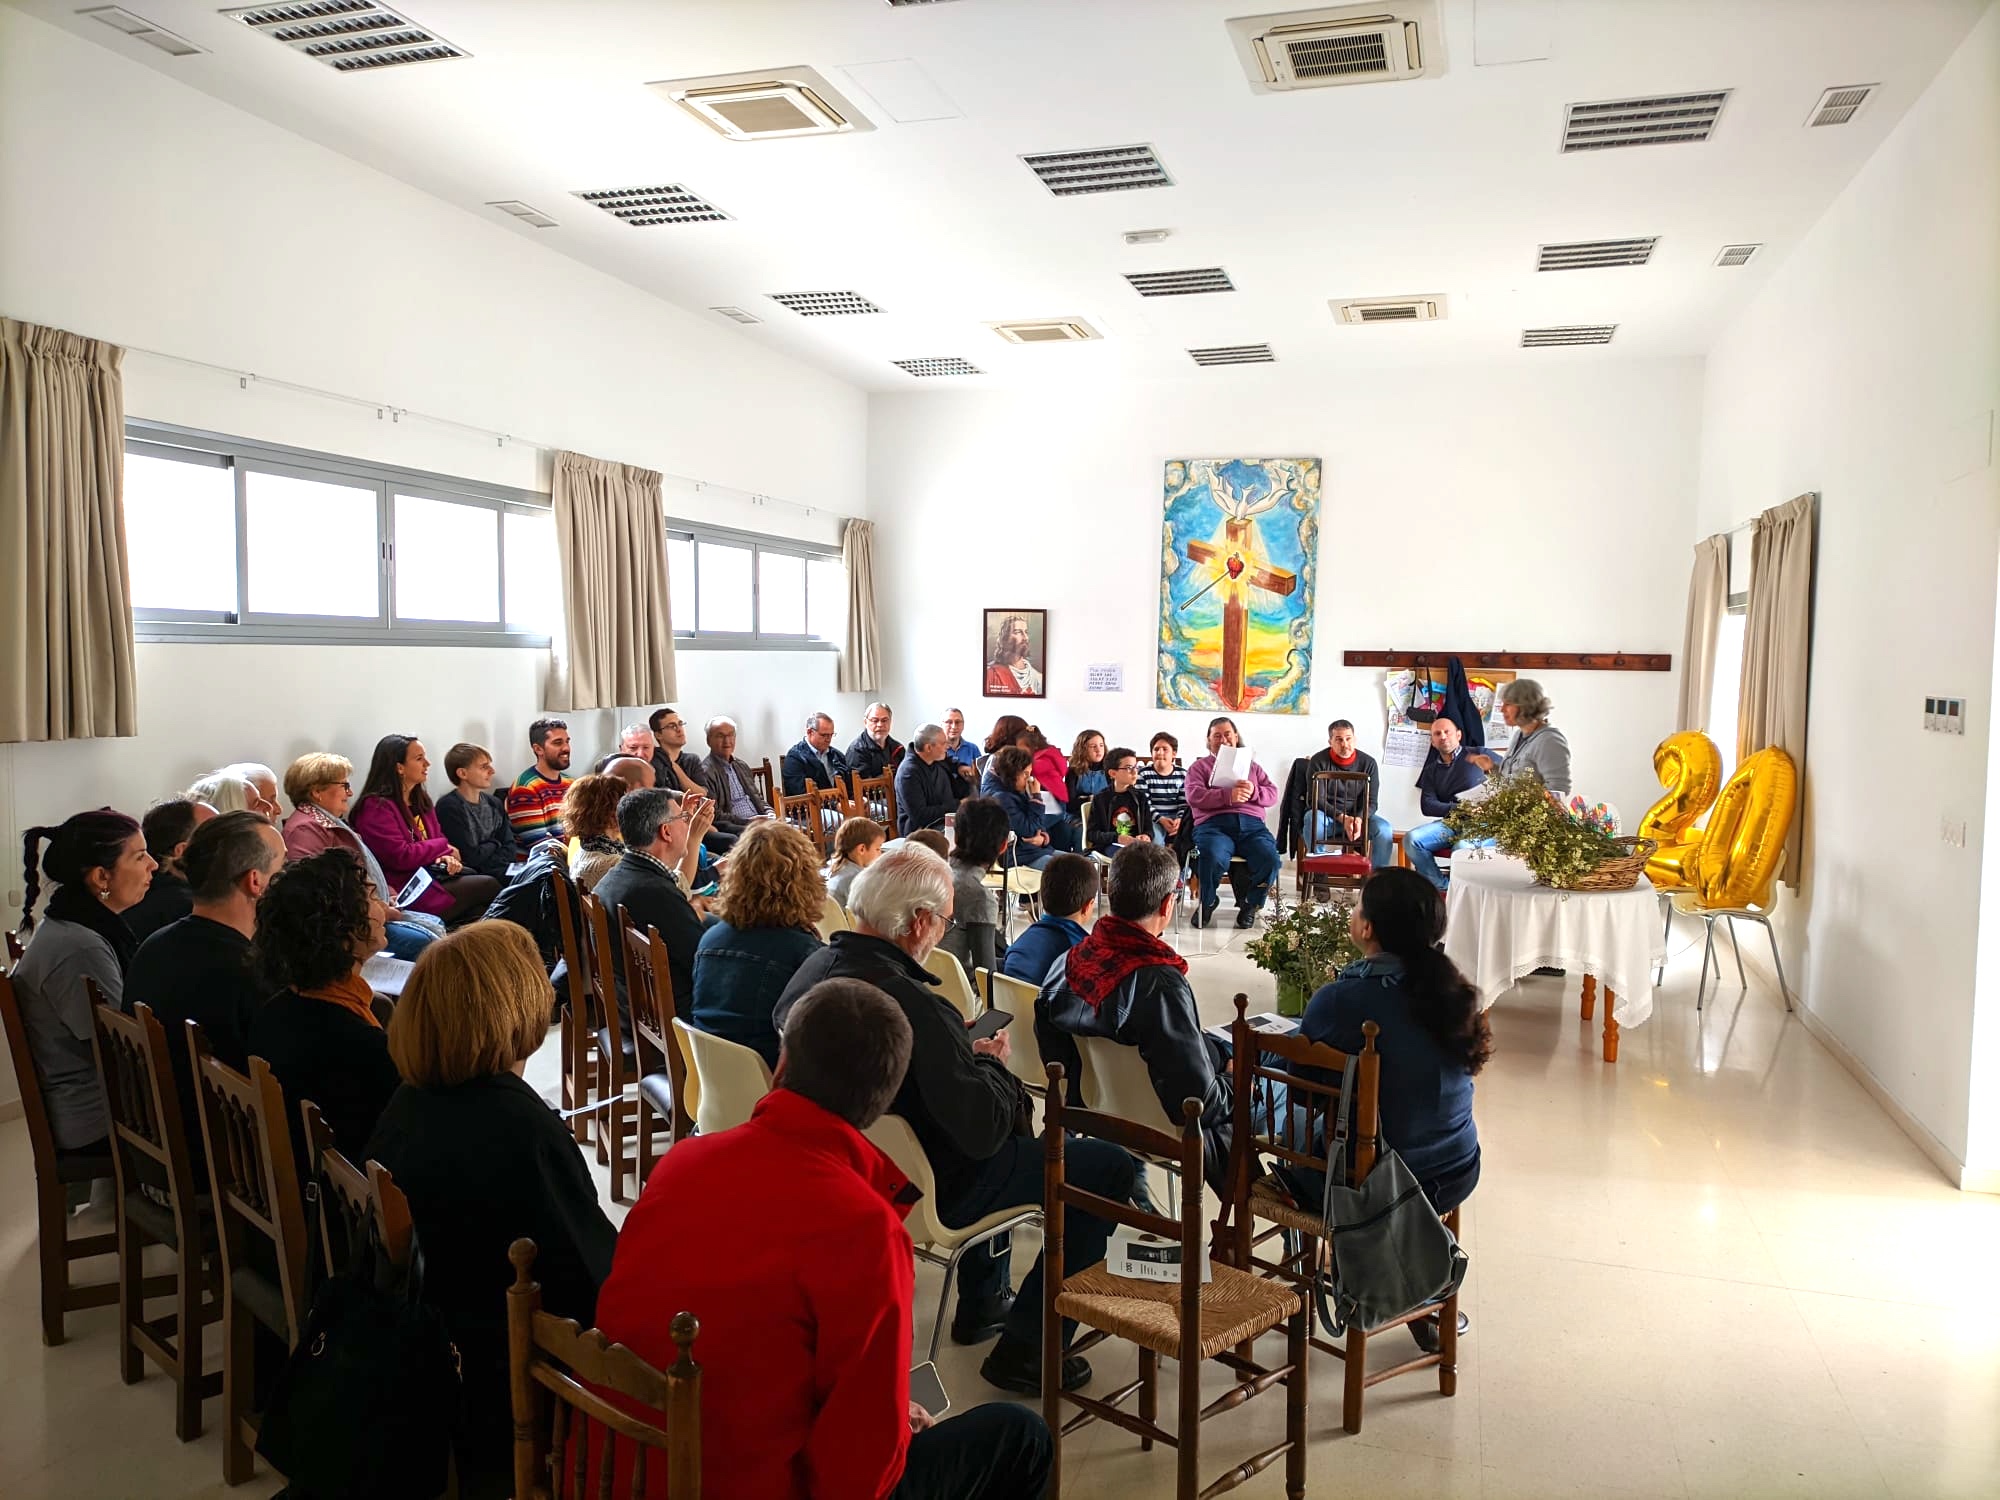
[1924,695,1969,733]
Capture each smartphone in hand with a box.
[965,1008,1012,1043]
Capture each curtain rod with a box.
[121,343,854,524]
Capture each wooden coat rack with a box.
[1342,650,1671,672]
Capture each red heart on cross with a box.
[1225,554,1245,578]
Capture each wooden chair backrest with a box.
[0,965,63,1193]
[849,772,897,830]
[88,992,203,1214]
[4,928,22,963]
[508,1238,700,1500]
[773,786,841,857]
[301,1099,415,1275]
[189,1022,310,1341]
[549,864,598,1030]
[1226,992,1381,1199]
[747,758,776,810]
[579,892,627,1063]
[620,912,689,1141]
[1303,769,1373,852]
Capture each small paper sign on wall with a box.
[1085,663,1124,693]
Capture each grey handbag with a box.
[1313,1056,1469,1336]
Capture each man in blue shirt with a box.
[1001,854,1098,986]
[941,707,981,792]
[1405,717,1486,890]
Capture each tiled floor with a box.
[5,906,1998,1498]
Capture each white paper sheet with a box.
[1210,744,1256,787]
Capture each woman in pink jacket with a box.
[350,735,501,927]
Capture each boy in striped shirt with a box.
[1137,732,1191,860]
[506,717,572,845]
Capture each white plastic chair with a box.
[1074,1032,1184,1210]
[672,1018,773,1136]
[985,970,1048,1094]
[862,1114,1041,1364]
[815,894,849,942]
[920,947,981,1023]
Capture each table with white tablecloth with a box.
[1442,853,1663,1061]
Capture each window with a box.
[123,421,554,646]
[664,519,842,649]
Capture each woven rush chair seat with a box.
[1247,1177,1323,1239]
[1057,1258,1300,1361]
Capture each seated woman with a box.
[1083,746,1154,857]
[351,734,501,927]
[978,713,1030,784]
[938,797,1010,981]
[556,773,626,892]
[1298,866,1490,1352]
[13,811,154,1186]
[980,746,1070,869]
[690,821,825,1068]
[1021,726,1074,823]
[280,751,443,960]
[823,815,885,908]
[1065,729,1110,808]
[249,850,403,1159]
[366,923,616,1500]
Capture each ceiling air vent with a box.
[1022,145,1172,197]
[648,67,873,141]
[1125,268,1234,297]
[1331,294,1446,323]
[1714,242,1762,267]
[711,306,762,325]
[222,3,465,71]
[1227,2,1443,92]
[893,357,982,378]
[1807,83,1876,127]
[1536,237,1657,271]
[572,185,729,226]
[1561,91,1729,152]
[1189,344,1276,367]
[770,291,884,317]
[1522,325,1617,347]
[79,6,205,55]
[989,319,1101,344]
[487,199,557,228]
[885,0,964,6]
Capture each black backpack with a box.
[482,840,576,971]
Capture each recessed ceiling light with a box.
[571,185,731,226]
[78,5,205,55]
[769,291,884,317]
[1521,325,1617,347]
[222,3,465,72]
[1189,344,1275,366]
[712,306,763,325]
[893,357,982,377]
[1022,145,1173,197]
[1536,237,1657,271]
[1123,228,1173,246]
[1561,91,1729,152]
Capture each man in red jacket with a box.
[595,978,1053,1500]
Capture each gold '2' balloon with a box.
[1639,731,1722,890]
[1692,746,1798,909]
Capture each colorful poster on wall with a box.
[1155,458,1320,715]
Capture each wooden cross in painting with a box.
[1181,516,1297,710]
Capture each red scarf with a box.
[1063,914,1187,1009]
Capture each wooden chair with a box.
[1223,994,1458,1433]
[620,911,692,1182]
[747,757,777,811]
[549,864,601,1147]
[300,1099,414,1276]
[848,770,898,831]
[1295,769,1375,903]
[508,1237,701,1499]
[671,1018,771,1136]
[89,993,223,1439]
[920,946,982,1022]
[5,928,22,963]
[1041,1065,1307,1499]
[188,1023,312,1485]
[581,891,663,1205]
[774,784,846,858]
[0,962,124,1346]
[985,970,1049,1095]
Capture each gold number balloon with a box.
[1692,746,1797,910]
[1639,731,1722,890]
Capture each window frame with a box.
[124,420,552,648]
[663,514,842,653]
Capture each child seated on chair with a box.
[825,815,886,908]
[1001,853,1097,988]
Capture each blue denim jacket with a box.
[691,920,823,1068]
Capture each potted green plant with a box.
[1245,900,1365,1017]
[1447,776,1653,890]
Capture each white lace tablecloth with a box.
[1444,854,1661,1029]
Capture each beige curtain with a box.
[837,518,880,695]
[1676,534,1729,732]
[0,318,137,744]
[545,450,675,711]
[1738,493,1816,885]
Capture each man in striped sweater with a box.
[505,717,572,845]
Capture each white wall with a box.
[0,10,869,1105]
[869,361,1703,831]
[1694,1,2000,1178]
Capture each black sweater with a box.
[435,790,520,880]
[248,986,402,1163]
[126,915,265,1171]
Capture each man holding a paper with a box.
[1184,717,1281,929]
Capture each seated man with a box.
[590,788,712,1012]
[1000,852,1097,986]
[782,711,851,797]
[1037,841,1236,1193]
[435,742,521,880]
[1406,716,1485,891]
[894,723,962,834]
[1185,716,1281,929]
[597,755,655,792]
[1307,718,1394,868]
[940,707,981,791]
[220,761,283,822]
[774,847,1135,1396]
[847,702,906,781]
[505,717,572,845]
[125,797,215,943]
[1082,746,1153,856]
[617,721,658,764]
[597,978,1053,1500]
[700,716,771,841]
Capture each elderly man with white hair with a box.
[773,845,1137,1399]
[699,715,770,842]
[893,723,963,835]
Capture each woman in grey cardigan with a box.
[1469,679,1572,794]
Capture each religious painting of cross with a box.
[1156,457,1320,715]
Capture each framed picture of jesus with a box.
[1156,458,1320,715]
[982,609,1047,699]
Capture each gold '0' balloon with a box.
[1639,731,1723,890]
[1693,746,1797,910]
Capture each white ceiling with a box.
[19,0,1990,391]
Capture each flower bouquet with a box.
[1245,900,1365,1016]
[1448,774,1653,891]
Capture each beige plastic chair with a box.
[672,1018,772,1136]
[985,971,1049,1095]
[920,947,981,1022]
[997,863,1044,943]
[862,1114,1041,1364]
[1075,1032,1184,1210]
[815,894,849,941]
